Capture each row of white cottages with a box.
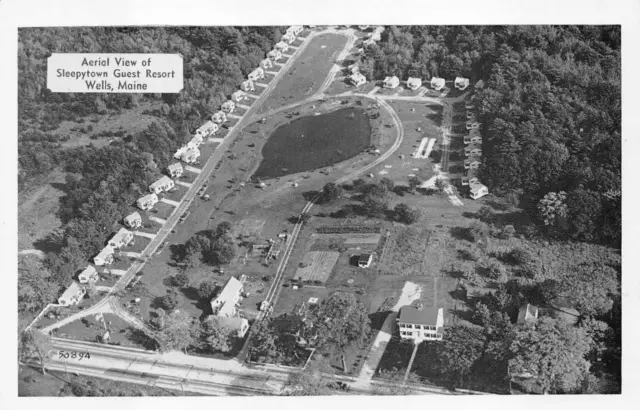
[348,68,471,93]
[56,26,306,307]
[461,102,488,200]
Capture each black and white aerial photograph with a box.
[5,0,635,405]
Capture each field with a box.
[258,33,349,113]
[253,107,372,179]
[294,251,340,282]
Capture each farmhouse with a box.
[248,67,265,81]
[181,147,200,164]
[275,41,289,53]
[517,303,539,325]
[464,157,482,170]
[282,33,296,44]
[137,193,159,211]
[267,49,283,61]
[78,265,99,284]
[58,282,86,307]
[358,253,373,268]
[196,121,218,138]
[406,77,422,91]
[286,25,303,36]
[232,90,247,102]
[430,77,446,91]
[123,211,142,229]
[242,78,255,91]
[210,276,244,317]
[397,305,444,342]
[149,175,175,195]
[108,227,134,249]
[212,316,250,338]
[350,72,367,87]
[454,76,470,90]
[212,111,227,124]
[469,182,489,200]
[383,76,400,89]
[94,245,115,266]
[221,100,236,114]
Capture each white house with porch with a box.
[108,227,134,249]
[470,182,489,200]
[267,49,282,61]
[212,111,227,124]
[275,41,289,53]
[397,305,444,342]
[241,79,255,91]
[123,211,142,229]
[137,193,159,211]
[196,121,218,138]
[58,282,86,307]
[248,67,265,81]
[383,76,400,89]
[455,76,470,90]
[149,175,175,195]
[232,90,247,102]
[94,245,115,266]
[349,72,367,87]
[211,276,244,317]
[181,147,200,164]
[221,100,236,114]
[430,77,446,91]
[78,265,99,284]
[407,77,422,91]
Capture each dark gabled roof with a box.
[359,253,372,262]
[397,306,441,326]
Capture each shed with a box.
[469,182,489,200]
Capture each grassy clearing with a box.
[258,33,349,113]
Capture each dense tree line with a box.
[356,26,620,246]
[19,27,283,306]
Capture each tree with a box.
[171,272,190,288]
[379,177,395,192]
[476,205,493,222]
[319,182,342,204]
[362,195,388,218]
[408,175,421,193]
[311,292,371,356]
[509,317,591,394]
[562,262,619,316]
[215,221,233,237]
[159,288,179,310]
[538,191,568,227]
[18,256,60,313]
[430,325,486,386]
[19,330,52,375]
[468,220,489,242]
[249,319,281,363]
[367,183,388,198]
[394,203,421,224]
[507,247,532,265]
[283,358,337,396]
[157,310,198,353]
[210,233,236,265]
[480,259,507,281]
[201,315,234,353]
[197,281,217,300]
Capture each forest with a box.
[18,26,284,313]
[356,25,621,246]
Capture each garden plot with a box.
[294,251,340,283]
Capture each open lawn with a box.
[55,313,145,348]
[258,33,349,113]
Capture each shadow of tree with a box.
[450,226,473,242]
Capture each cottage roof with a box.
[215,277,243,305]
[79,265,97,277]
[517,303,539,323]
[110,227,132,244]
[470,182,487,194]
[60,281,84,301]
[359,253,372,263]
[431,77,445,85]
[197,121,217,133]
[455,76,469,84]
[150,175,173,189]
[398,306,442,326]
[183,147,200,158]
[407,77,422,84]
[95,245,114,260]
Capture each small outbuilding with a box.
[517,304,539,325]
[383,76,400,89]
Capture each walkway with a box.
[160,198,180,207]
[184,166,201,174]
[175,180,192,188]
[148,216,166,225]
[133,231,156,240]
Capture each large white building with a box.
[397,305,444,342]
[210,277,244,317]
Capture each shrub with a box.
[160,289,179,310]
[197,281,217,300]
[171,272,190,288]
